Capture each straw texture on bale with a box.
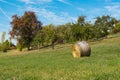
[72,41,91,58]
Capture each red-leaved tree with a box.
[10,11,42,50]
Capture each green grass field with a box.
[0,33,120,80]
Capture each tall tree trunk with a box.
[27,42,30,51]
[38,42,40,50]
[42,42,44,47]
[51,42,54,49]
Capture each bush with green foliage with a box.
[16,43,25,51]
[0,40,9,52]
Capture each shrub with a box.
[17,43,24,51]
[1,40,9,52]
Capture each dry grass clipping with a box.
[72,41,91,58]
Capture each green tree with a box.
[114,22,120,33]
[0,32,10,52]
[94,15,118,38]
[46,24,57,49]
[1,32,6,43]
[32,24,57,49]
[56,25,66,43]
[64,23,72,42]
[1,40,9,52]
[32,30,45,50]
[83,22,92,40]
[71,16,86,41]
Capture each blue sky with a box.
[0,0,120,43]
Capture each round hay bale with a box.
[72,41,91,58]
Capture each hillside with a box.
[0,33,120,80]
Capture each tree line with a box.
[0,11,120,52]
[31,15,120,50]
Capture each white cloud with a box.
[60,12,69,16]
[27,6,39,12]
[41,0,52,2]
[0,0,20,7]
[38,9,76,24]
[26,6,77,25]
[19,0,52,4]
[58,0,72,5]
[77,7,85,12]
[105,5,120,18]
[20,0,34,4]
[0,7,11,21]
[105,5,120,11]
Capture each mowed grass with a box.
[0,34,120,80]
